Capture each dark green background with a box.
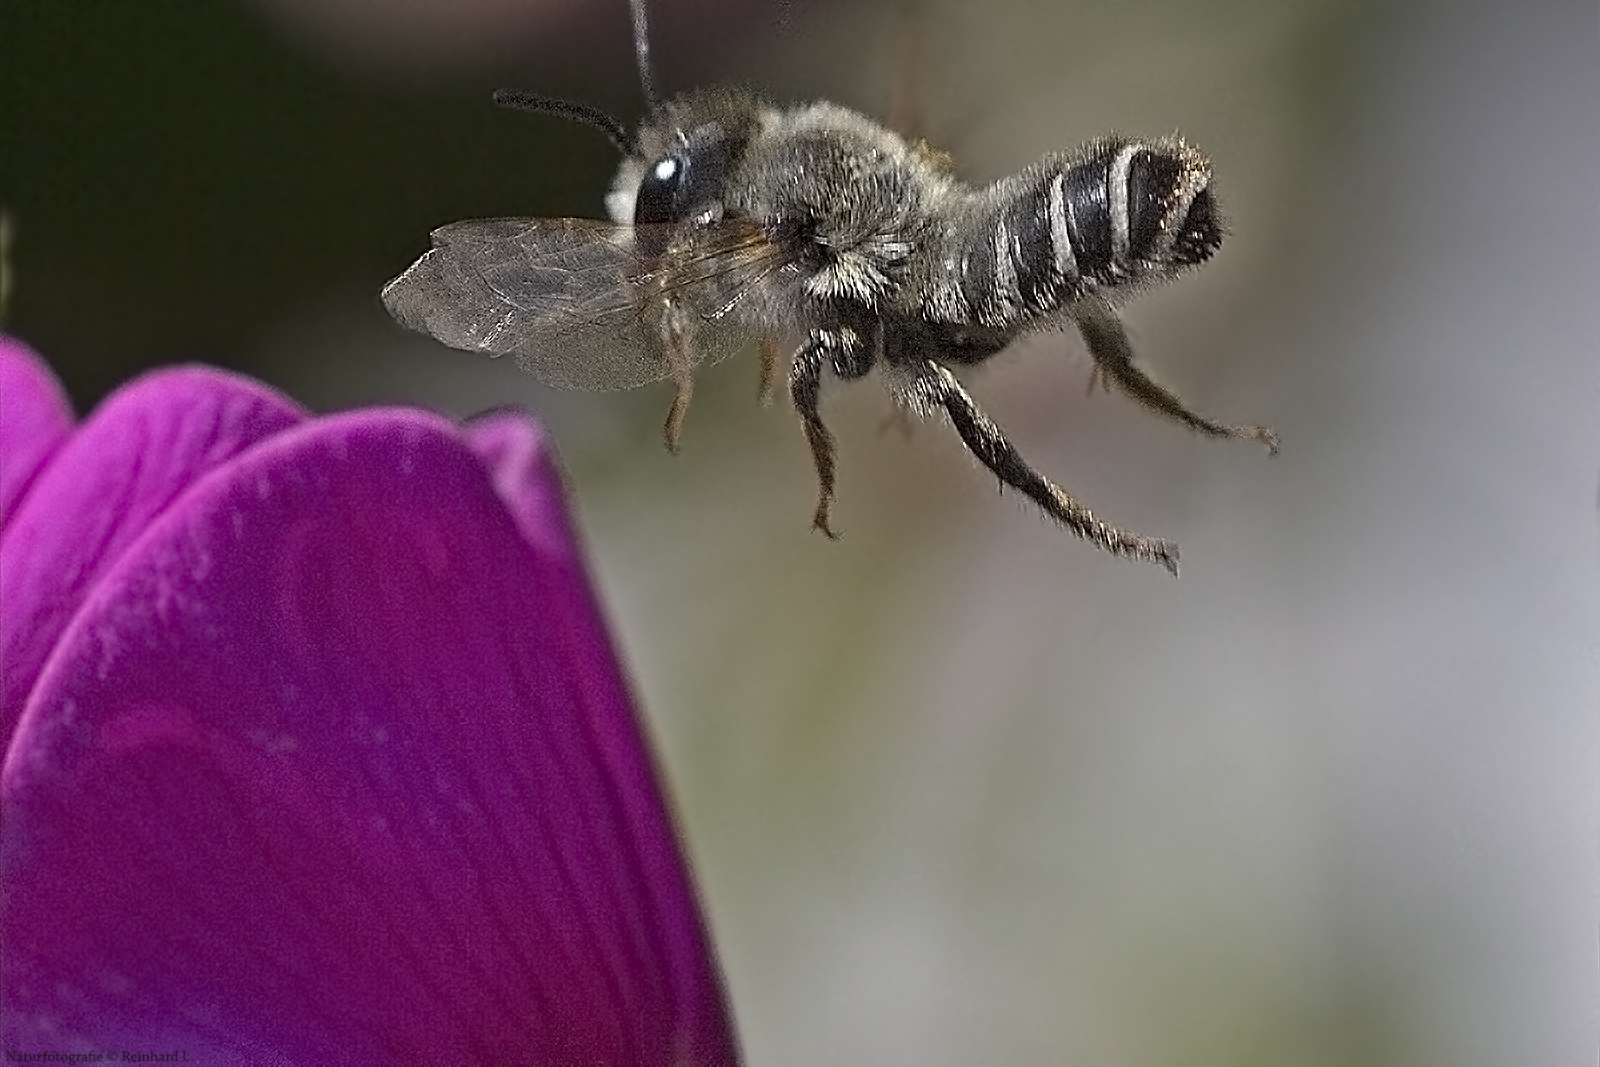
[0,0,812,405]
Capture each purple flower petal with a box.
[3,408,738,1064]
[0,364,306,744]
[462,408,581,564]
[0,336,75,532]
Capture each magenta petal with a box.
[462,409,579,563]
[0,365,306,743]
[0,336,75,532]
[2,409,737,1064]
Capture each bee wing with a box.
[381,216,785,392]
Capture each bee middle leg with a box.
[789,324,875,538]
[894,357,1181,576]
[1074,300,1280,455]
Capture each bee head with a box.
[606,89,766,230]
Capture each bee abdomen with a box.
[932,136,1222,329]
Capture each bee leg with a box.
[1074,301,1280,455]
[898,357,1180,576]
[757,333,781,407]
[789,324,876,538]
[662,380,692,452]
[660,300,693,452]
[789,345,839,537]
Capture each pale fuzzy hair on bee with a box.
[611,90,958,317]
[730,99,954,312]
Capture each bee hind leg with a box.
[894,357,1181,576]
[1075,301,1279,455]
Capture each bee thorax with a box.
[736,104,928,309]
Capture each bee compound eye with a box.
[634,153,685,225]
[633,119,740,228]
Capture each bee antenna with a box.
[630,0,661,112]
[491,89,635,156]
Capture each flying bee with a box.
[382,0,1278,576]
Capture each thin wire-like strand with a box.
[630,0,660,111]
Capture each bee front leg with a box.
[659,297,694,452]
[1074,300,1280,455]
[757,333,782,407]
[894,357,1181,576]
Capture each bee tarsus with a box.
[1075,300,1280,455]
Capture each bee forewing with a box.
[382,217,680,390]
[382,217,772,392]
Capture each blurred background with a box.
[3,0,1596,1063]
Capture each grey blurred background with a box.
[3,0,1596,1063]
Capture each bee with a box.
[382,0,1278,575]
